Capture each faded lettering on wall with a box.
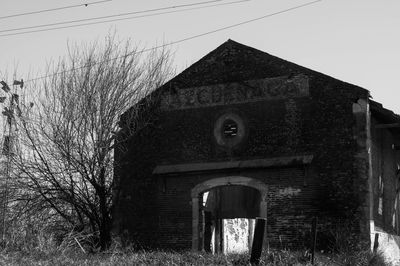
[161,75,309,110]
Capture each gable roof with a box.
[122,39,370,123]
[161,39,367,92]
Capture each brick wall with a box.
[155,167,321,250]
[112,40,370,250]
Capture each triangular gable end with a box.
[121,40,369,122]
[161,39,367,94]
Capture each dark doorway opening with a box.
[200,185,261,253]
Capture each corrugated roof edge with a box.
[370,100,400,124]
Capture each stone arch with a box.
[191,176,268,251]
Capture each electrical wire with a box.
[0,0,241,34]
[25,0,322,83]
[0,1,249,38]
[0,0,250,37]
[0,0,112,20]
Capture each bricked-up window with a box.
[223,119,238,138]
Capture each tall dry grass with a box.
[0,224,390,266]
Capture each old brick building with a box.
[112,40,400,258]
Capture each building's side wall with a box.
[370,117,400,262]
[371,118,400,231]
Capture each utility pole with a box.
[0,79,23,242]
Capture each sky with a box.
[1,0,400,113]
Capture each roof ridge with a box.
[162,39,367,93]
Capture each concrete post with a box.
[192,197,199,251]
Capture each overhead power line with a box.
[0,0,245,34]
[0,0,250,37]
[26,0,322,83]
[0,0,112,20]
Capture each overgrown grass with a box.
[0,248,390,266]
[0,250,305,266]
[0,231,390,265]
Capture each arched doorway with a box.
[191,176,268,251]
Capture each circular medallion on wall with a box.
[213,112,246,148]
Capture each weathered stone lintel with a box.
[153,155,313,175]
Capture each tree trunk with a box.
[99,214,111,250]
[98,166,111,250]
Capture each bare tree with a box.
[11,35,173,250]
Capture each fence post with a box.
[310,217,318,264]
[250,218,266,265]
[373,233,379,254]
